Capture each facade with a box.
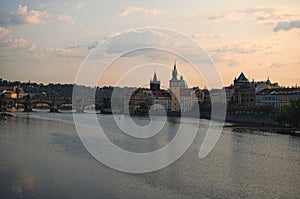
[169,62,181,111]
[0,86,24,99]
[290,89,300,101]
[254,77,279,94]
[150,73,160,91]
[192,87,204,104]
[2,91,17,99]
[125,73,172,114]
[169,62,198,112]
[124,63,198,113]
[151,90,171,112]
[224,85,234,103]
[256,89,280,108]
[210,89,227,104]
[202,88,211,104]
[126,88,148,114]
[233,72,255,107]
[256,87,300,110]
[126,63,200,114]
[224,73,280,107]
[180,88,192,112]
[149,73,171,111]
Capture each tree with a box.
[278,99,300,127]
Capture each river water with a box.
[0,111,299,198]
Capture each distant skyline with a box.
[1,0,300,87]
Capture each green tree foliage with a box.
[278,99,300,127]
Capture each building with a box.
[225,73,280,107]
[209,88,227,104]
[126,88,149,114]
[256,89,280,108]
[168,62,198,112]
[254,77,279,94]
[256,87,300,110]
[191,87,204,105]
[233,72,255,107]
[125,72,172,114]
[179,88,193,112]
[201,88,210,104]
[149,73,171,111]
[150,72,160,91]
[169,62,181,111]
[151,90,171,112]
[0,86,24,99]
[126,63,199,114]
[224,85,234,103]
[290,88,300,102]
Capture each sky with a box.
[0,0,300,88]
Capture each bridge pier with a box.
[0,98,7,112]
[49,104,59,113]
[23,102,32,112]
[0,105,7,112]
[75,106,84,113]
[73,98,85,113]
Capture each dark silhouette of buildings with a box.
[150,72,160,91]
[233,72,255,107]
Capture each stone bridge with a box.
[0,96,102,113]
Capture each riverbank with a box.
[5,109,297,136]
[224,123,296,135]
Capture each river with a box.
[0,111,299,198]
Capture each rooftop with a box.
[257,87,300,95]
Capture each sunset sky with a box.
[1,0,300,88]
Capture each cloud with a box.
[210,52,243,67]
[67,41,99,50]
[68,45,82,49]
[27,44,37,52]
[85,28,214,66]
[208,11,246,22]
[87,41,99,50]
[273,20,300,32]
[0,27,11,38]
[0,5,49,26]
[118,6,162,17]
[0,37,28,49]
[227,59,240,67]
[0,26,36,54]
[208,42,268,68]
[208,7,300,25]
[209,44,259,55]
[57,14,75,24]
[76,3,83,10]
[270,62,283,68]
[104,30,170,54]
[191,34,225,40]
[41,47,85,59]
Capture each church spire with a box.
[153,72,158,82]
[150,72,160,91]
[266,76,271,84]
[172,61,178,80]
[174,60,177,70]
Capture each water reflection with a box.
[0,114,299,198]
[12,172,36,198]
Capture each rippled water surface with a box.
[0,112,300,198]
